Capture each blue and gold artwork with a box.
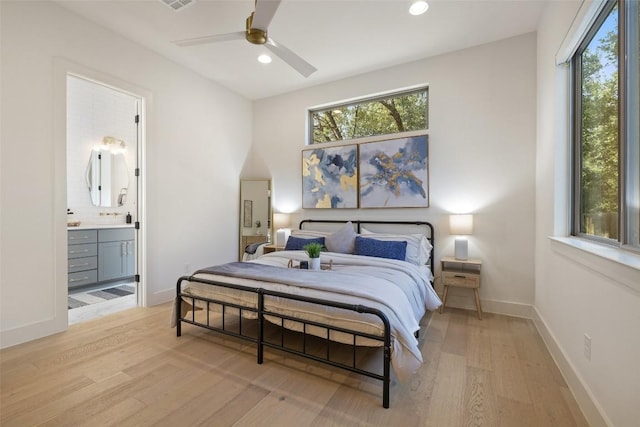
[302,145,358,209]
[359,135,429,208]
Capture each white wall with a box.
[536,2,640,426]
[253,33,538,316]
[0,1,252,347]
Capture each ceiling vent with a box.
[160,0,195,12]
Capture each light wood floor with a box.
[0,303,589,426]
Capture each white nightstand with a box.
[439,256,482,319]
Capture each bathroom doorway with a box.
[66,74,144,324]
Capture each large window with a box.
[308,87,428,145]
[572,0,640,250]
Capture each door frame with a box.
[54,58,150,327]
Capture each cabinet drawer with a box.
[68,243,98,259]
[68,229,97,244]
[68,269,97,288]
[442,271,480,288]
[68,256,98,273]
[99,228,135,243]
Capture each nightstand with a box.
[262,244,284,254]
[439,256,482,319]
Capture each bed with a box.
[174,220,440,408]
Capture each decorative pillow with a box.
[353,236,407,261]
[325,221,357,254]
[360,227,432,265]
[284,236,325,251]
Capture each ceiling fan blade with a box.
[266,37,317,78]
[252,0,281,31]
[173,31,244,47]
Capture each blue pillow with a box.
[284,236,325,251]
[354,236,407,261]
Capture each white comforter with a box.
[177,250,441,381]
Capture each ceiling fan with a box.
[173,0,317,78]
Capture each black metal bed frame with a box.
[175,220,434,408]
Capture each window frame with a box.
[571,0,640,252]
[307,86,428,146]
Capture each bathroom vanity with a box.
[68,225,135,289]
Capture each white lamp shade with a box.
[449,214,473,235]
[273,213,291,230]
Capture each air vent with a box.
[160,0,195,12]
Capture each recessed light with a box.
[409,1,429,16]
[258,54,272,64]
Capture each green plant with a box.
[303,242,323,258]
[255,220,261,228]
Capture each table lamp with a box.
[273,213,291,247]
[449,214,473,260]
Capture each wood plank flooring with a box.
[0,304,589,426]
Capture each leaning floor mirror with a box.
[239,179,272,261]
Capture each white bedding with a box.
[176,250,441,381]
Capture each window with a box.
[308,87,428,145]
[572,0,640,250]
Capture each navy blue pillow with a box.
[354,236,407,261]
[284,236,325,251]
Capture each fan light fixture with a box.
[409,1,429,16]
[258,54,272,64]
[173,0,317,77]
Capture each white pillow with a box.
[360,227,432,265]
[293,223,357,254]
[325,221,357,254]
[291,229,331,238]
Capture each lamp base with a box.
[276,229,291,247]
[454,237,468,260]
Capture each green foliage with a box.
[303,242,323,258]
[579,5,619,238]
[311,90,428,144]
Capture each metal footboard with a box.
[175,275,393,408]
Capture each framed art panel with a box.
[302,145,358,208]
[359,135,429,208]
[243,200,253,227]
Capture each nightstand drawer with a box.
[442,271,480,288]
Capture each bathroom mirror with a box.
[86,138,130,207]
[239,179,271,260]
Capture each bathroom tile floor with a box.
[68,282,137,325]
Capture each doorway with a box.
[66,74,143,324]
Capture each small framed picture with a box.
[243,200,252,227]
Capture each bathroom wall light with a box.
[409,1,429,16]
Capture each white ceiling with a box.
[55,0,547,100]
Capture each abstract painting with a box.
[359,135,429,208]
[302,145,358,208]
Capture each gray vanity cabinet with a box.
[68,229,98,288]
[98,228,135,282]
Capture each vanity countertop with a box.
[68,223,135,230]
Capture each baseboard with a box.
[532,307,612,427]
[0,318,67,349]
[442,294,534,318]
[147,288,175,306]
